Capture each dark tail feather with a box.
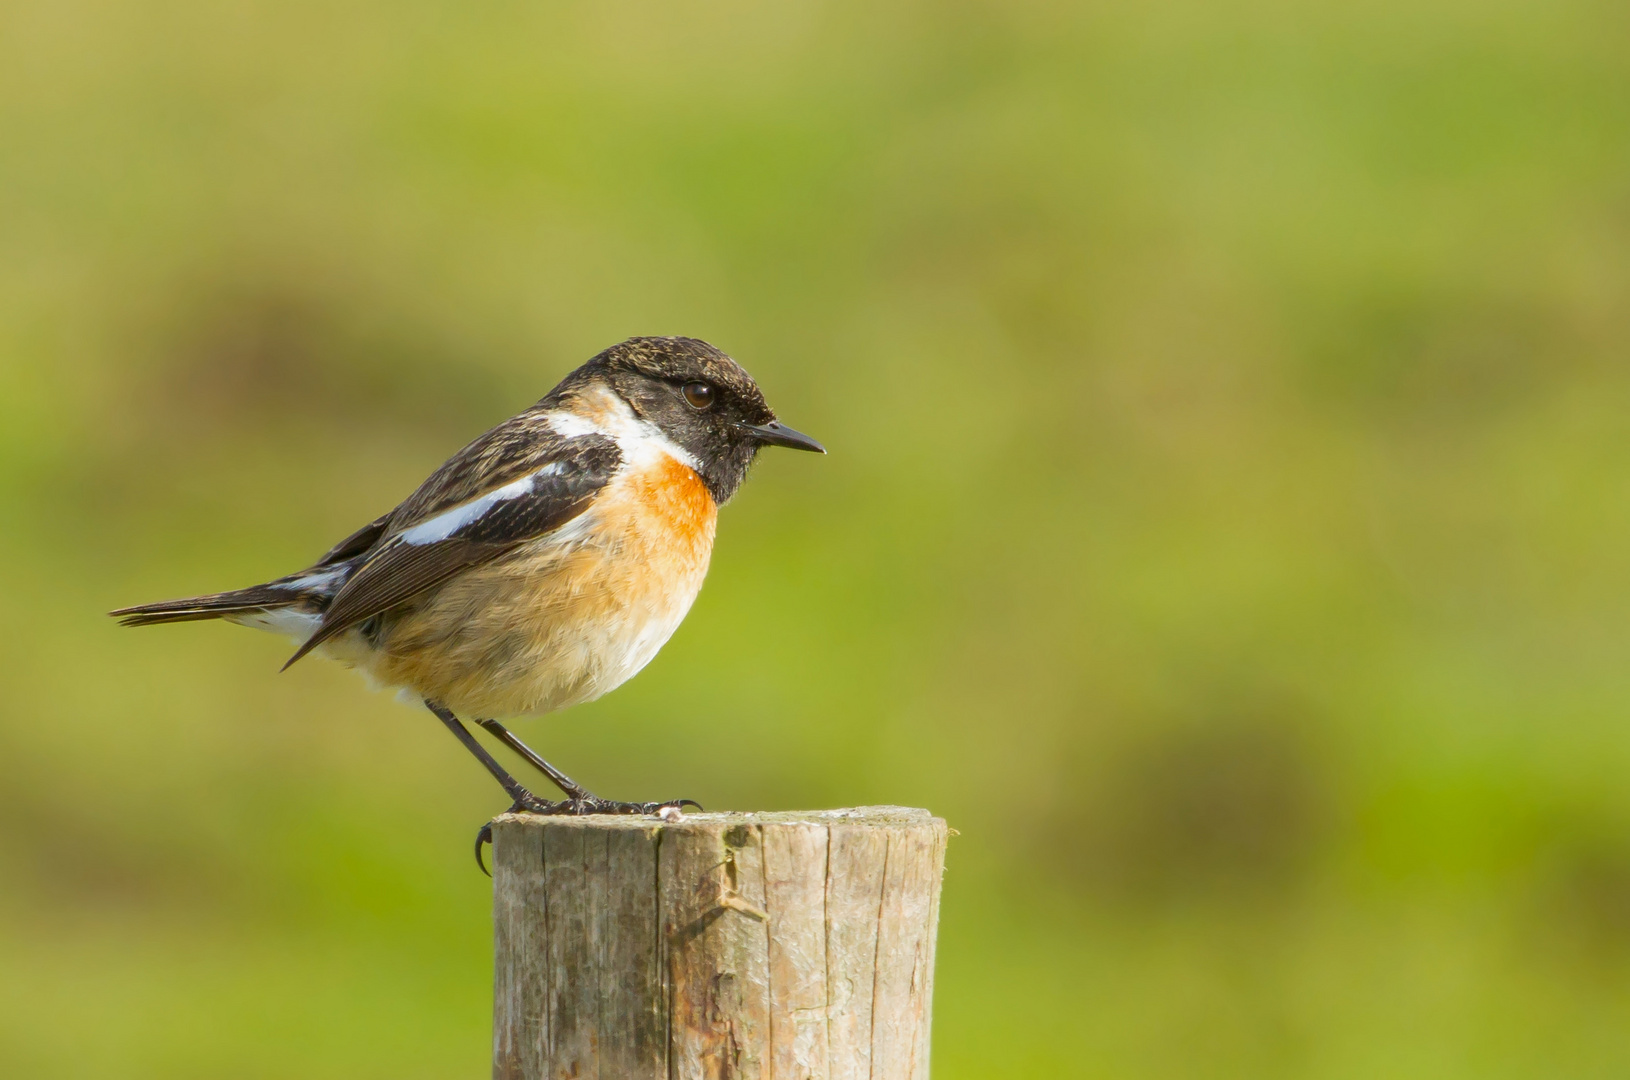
[110,585,298,627]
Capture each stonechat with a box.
[112,336,824,867]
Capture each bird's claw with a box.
[475,796,703,873]
[475,795,566,875]
[475,821,494,876]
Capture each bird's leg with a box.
[474,718,590,800]
[428,703,699,874]
[425,700,558,815]
[475,717,703,818]
[426,701,559,875]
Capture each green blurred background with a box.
[3,0,1630,1075]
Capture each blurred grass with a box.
[3,0,1630,1075]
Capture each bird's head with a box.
[559,336,824,504]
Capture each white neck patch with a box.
[549,384,702,473]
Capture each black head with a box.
[556,336,823,503]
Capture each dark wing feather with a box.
[282,430,621,668]
[314,511,393,566]
[259,410,565,589]
[387,407,574,528]
[111,584,315,626]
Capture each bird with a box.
[111,336,824,869]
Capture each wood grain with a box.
[491,808,948,1080]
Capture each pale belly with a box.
[328,455,718,719]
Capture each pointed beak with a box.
[740,421,826,454]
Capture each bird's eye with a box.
[682,382,715,410]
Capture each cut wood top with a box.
[491,805,942,831]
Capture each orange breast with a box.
[622,453,717,561]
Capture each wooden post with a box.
[491,806,949,1080]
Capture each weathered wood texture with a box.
[491,807,948,1080]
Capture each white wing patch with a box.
[272,567,348,593]
[398,462,566,546]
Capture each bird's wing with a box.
[283,421,622,668]
[309,406,574,569]
[313,511,394,567]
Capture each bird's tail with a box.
[110,584,311,627]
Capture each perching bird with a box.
[112,336,823,868]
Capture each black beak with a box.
[740,421,826,454]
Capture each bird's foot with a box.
[473,796,703,874]
[540,795,704,817]
[512,791,562,814]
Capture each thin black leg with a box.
[474,717,705,818]
[430,701,704,873]
[425,700,558,812]
[476,718,590,800]
[428,700,566,876]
